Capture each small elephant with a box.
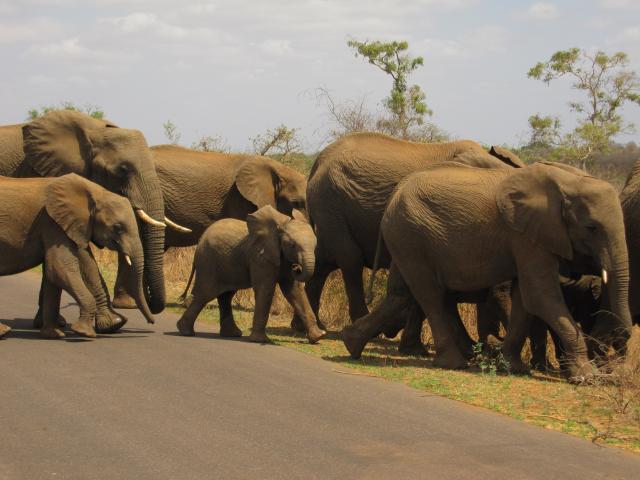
[176,206,325,344]
[0,173,156,338]
[344,162,631,381]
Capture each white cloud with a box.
[597,0,640,10]
[258,39,293,56]
[618,26,640,41]
[420,25,508,59]
[29,37,89,57]
[522,2,559,20]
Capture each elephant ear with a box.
[246,205,290,267]
[22,110,117,177]
[234,157,277,208]
[496,163,574,260]
[45,173,97,248]
[489,146,525,168]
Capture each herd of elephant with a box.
[0,109,638,383]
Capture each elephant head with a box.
[247,206,316,282]
[22,110,167,313]
[234,157,308,219]
[497,162,632,352]
[44,174,156,324]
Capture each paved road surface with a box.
[1,271,639,479]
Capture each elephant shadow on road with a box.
[0,317,152,342]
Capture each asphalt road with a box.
[1,271,639,479]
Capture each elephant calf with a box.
[177,206,326,344]
[0,174,156,339]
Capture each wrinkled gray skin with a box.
[620,161,640,326]
[112,144,308,307]
[0,174,155,339]
[344,162,631,381]
[0,111,166,330]
[176,206,325,344]
[298,132,523,332]
[530,275,602,371]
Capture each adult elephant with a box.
[620,161,640,326]
[111,145,308,306]
[0,110,183,329]
[297,132,523,330]
[344,162,631,381]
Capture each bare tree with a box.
[315,87,376,141]
[191,134,230,153]
[250,124,302,164]
[163,120,181,145]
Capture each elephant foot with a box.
[95,310,127,334]
[112,293,138,310]
[70,321,97,338]
[248,331,270,343]
[219,321,242,338]
[33,311,66,330]
[398,342,429,357]
[307,327,326,344]
[0,323,11,339]
[508,358,531,376]
[433,347,468,370]
[566,359,597,384]
[342,325,370,359]
[291,316,326,334]
[40,326,65,339]
[176,318,195,336]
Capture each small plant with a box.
[471,342,511,376]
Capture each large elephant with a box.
[299,132,524,329]
[344,162,631,380]
[111,144,308,307]
[620,161,640,325]
[0,110,177,328]
[176,206,325,344]
[0,174,155,339]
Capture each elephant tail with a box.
[365,227,385,305]
[178,260,196,304]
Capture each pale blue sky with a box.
[1,0,639,151]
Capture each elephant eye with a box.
[117,164,131,177]
[113,223,124,234]
[586,225,598,234]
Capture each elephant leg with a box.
[218,291,242,338]
[176,293,210,337]
[39,276,64,339]
[78,248,127,334]
[279,277,326,344]
[291,260,335,333]
[529,318,550,371]
[112,252,138,309]
[477,283,511,345]
[515,253,593,380]
[398,305,428,357]
[501,282,533,375]
[443,296,475,359]
[33,273,66,330]
[248,282,277,343]
[44,247,97,338]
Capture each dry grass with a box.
[91,246,640,452]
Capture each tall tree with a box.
[528,48,640,170]
[347,39,431,139]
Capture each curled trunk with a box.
[126,244,157,325]
[298,251,315,283]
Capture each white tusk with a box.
[124,254,132,267]
[601,269,608,285]
[164,216,192,233]
[136,209,166,228]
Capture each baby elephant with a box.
[0,173,156,339]
[177,206,326,344]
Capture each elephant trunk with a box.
[593,240,632,355]
[294,250,315,283]
[128,175,166,314]
[126,243,157,325]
